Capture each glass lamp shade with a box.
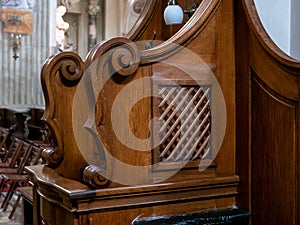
[164,4,184,25]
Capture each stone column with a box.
[88,0,100,50]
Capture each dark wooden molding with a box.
[26,165,239,213]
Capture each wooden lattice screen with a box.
[157,85,211,163]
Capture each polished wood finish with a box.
[27,0,240,224]
[27,165,238,225]
[19,187,33,225]
[236,0,300,224]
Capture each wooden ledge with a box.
[25,165,239,213]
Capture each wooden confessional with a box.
[24,0,300,224]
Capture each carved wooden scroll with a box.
[41,52,84,173]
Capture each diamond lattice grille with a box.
[158,85,211,162]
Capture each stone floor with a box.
[0,196,22,225]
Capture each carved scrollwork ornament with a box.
[42,52,84,85]
[58,54,84,82]
[110,41,140,76]
[41,52,84,169]
[82,165,111,188]
[41,146,64,168]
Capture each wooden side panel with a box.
[251,74,297,225]
[85,200,216,225]
[235,0,251,211]
[236,1,300,224]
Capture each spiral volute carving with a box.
[41,147,64,168]
[82,165,112,188]
[110,42,140,76]
[86,37,140,77]
[45,51,84,84]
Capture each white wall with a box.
[104,0,143,39]
[0,0,53,108]
[104,0,123,39]
[254,0,300,60]
[290,0,300,60]
[254,0,291,56]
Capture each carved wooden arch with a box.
[40,0,223,188]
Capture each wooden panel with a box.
[236,3,300,225]
[235,0,251,211]
[40,197,75,225]
[85,199,217,225]
[211,0,236,177]
[251,74,297,225]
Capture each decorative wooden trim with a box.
[83,165,112,189]
[25,165,238,213]
[79,37,141,187]
[85,37,140,70]
[41,146,63,168]
[41,52,84,167]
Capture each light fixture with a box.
[183,2,199,18]
[163,0,184,25]
[11,34,22,60]
[164,0,200,25]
